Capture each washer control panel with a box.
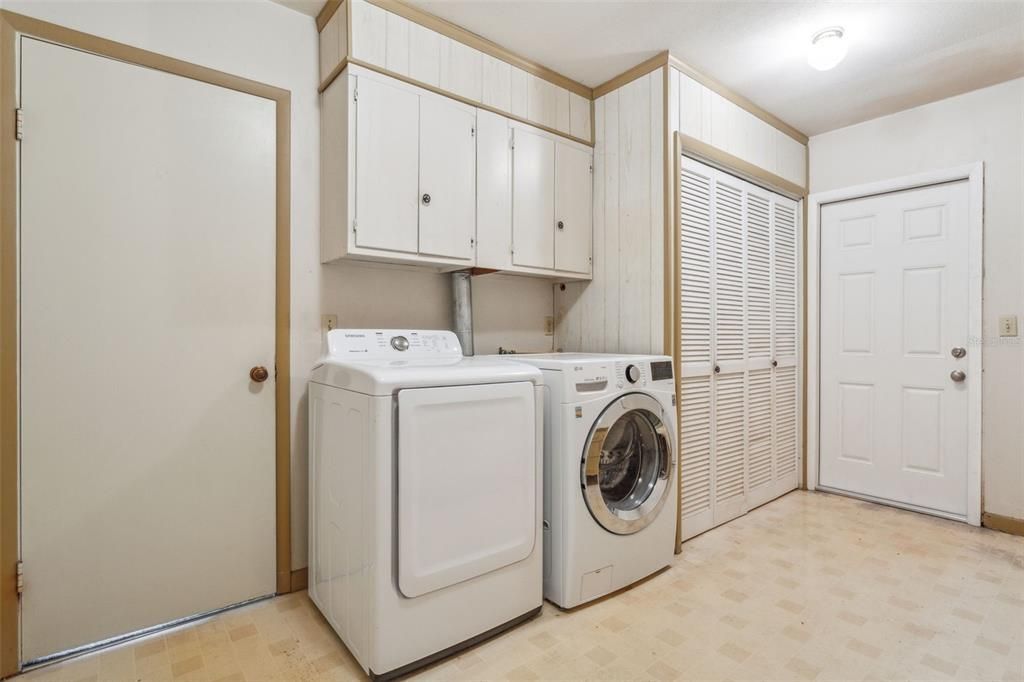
[614,361,648,388]
[611,359,674,389]
[327,329,462,358]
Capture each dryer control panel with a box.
[326,329,462,359]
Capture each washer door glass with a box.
[581,393,674,535]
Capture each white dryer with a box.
[308,329,543,679]
[513,353,677,609]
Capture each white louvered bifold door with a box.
[677,156,801,544]
[771,200,800,495]
[745,190,775,508]
[710,178,748,525]
[678,164,715,539]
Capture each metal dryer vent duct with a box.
[451,271,473,356]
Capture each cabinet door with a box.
[511,127,554,269]
[354,75,419,253]
[554,142,592,274]
[475,109,511,269]
[418,95,476,260]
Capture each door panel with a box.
[819,182,970,516]
[354,75,419,253]
[397,382,536,598]
[418,96,475,260]
[511,127,555,269]
[20,38,277,662]
[554,141,592,274]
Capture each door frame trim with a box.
[0,11,292,676]
[805,163,983,526]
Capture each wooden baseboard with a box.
[982,512,1024,537]
[289,567,308,592]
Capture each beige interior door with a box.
[19,37,278,662]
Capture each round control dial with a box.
[390,335,410,351]
[625,364,641,384]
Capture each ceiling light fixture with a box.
[808,26,847,71]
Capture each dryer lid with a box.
[310,329,542,395]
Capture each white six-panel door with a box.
[19,38,278,662]
[678,157,800,542]
[819,181,970,518]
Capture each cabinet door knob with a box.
[771,360,778,367]
[421,193,431,205]
[557,220,564,230]
[250,366,270,383]
[713,365,721,374]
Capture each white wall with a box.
[2,0,555,571]
[809,78,1024,520]
[555,69,665,355]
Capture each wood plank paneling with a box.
[509,65,529,119]
[481,53,511,112]
[325,0,592,143]
[556,70,664,355]
[408,21,441,86]
[672,68,807,188]
[384,11,410,76]
[603,88,621,352]
[349,0,386,67]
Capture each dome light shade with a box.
[808,27,847,71]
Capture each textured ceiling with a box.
[402,1,1024,135]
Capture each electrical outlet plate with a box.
[544,316,554,336]
[998,315,1018,337]
[322,314,338,333]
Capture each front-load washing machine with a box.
[513,353,677,609]
[308,329,544,679]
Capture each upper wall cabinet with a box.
[320,0,592,145]
[322,66,476,267]
[476,115,593,279]
[323,66,594,280]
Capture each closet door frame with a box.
[672,132,806,550]
[805,163,983,527]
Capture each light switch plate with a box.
[999,315,1018,337]
[322,314,338,333]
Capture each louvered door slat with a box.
[679,376,713,539]
[679,169,713,370]
[774,365,798,480]
[746,368,773,493]
[746,194,771,362]
[713,182,745,365]
[773,201,797,364]
[712,372,746,523]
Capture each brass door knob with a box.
[250,366,270,383]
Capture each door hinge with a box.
[15,108,23,140]
[589,164,593,173]
[16,561,23,595]
[352,219,358,233]
[353,88,358,102]
[470,126,475,137]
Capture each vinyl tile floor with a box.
[20,491,1024,682]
